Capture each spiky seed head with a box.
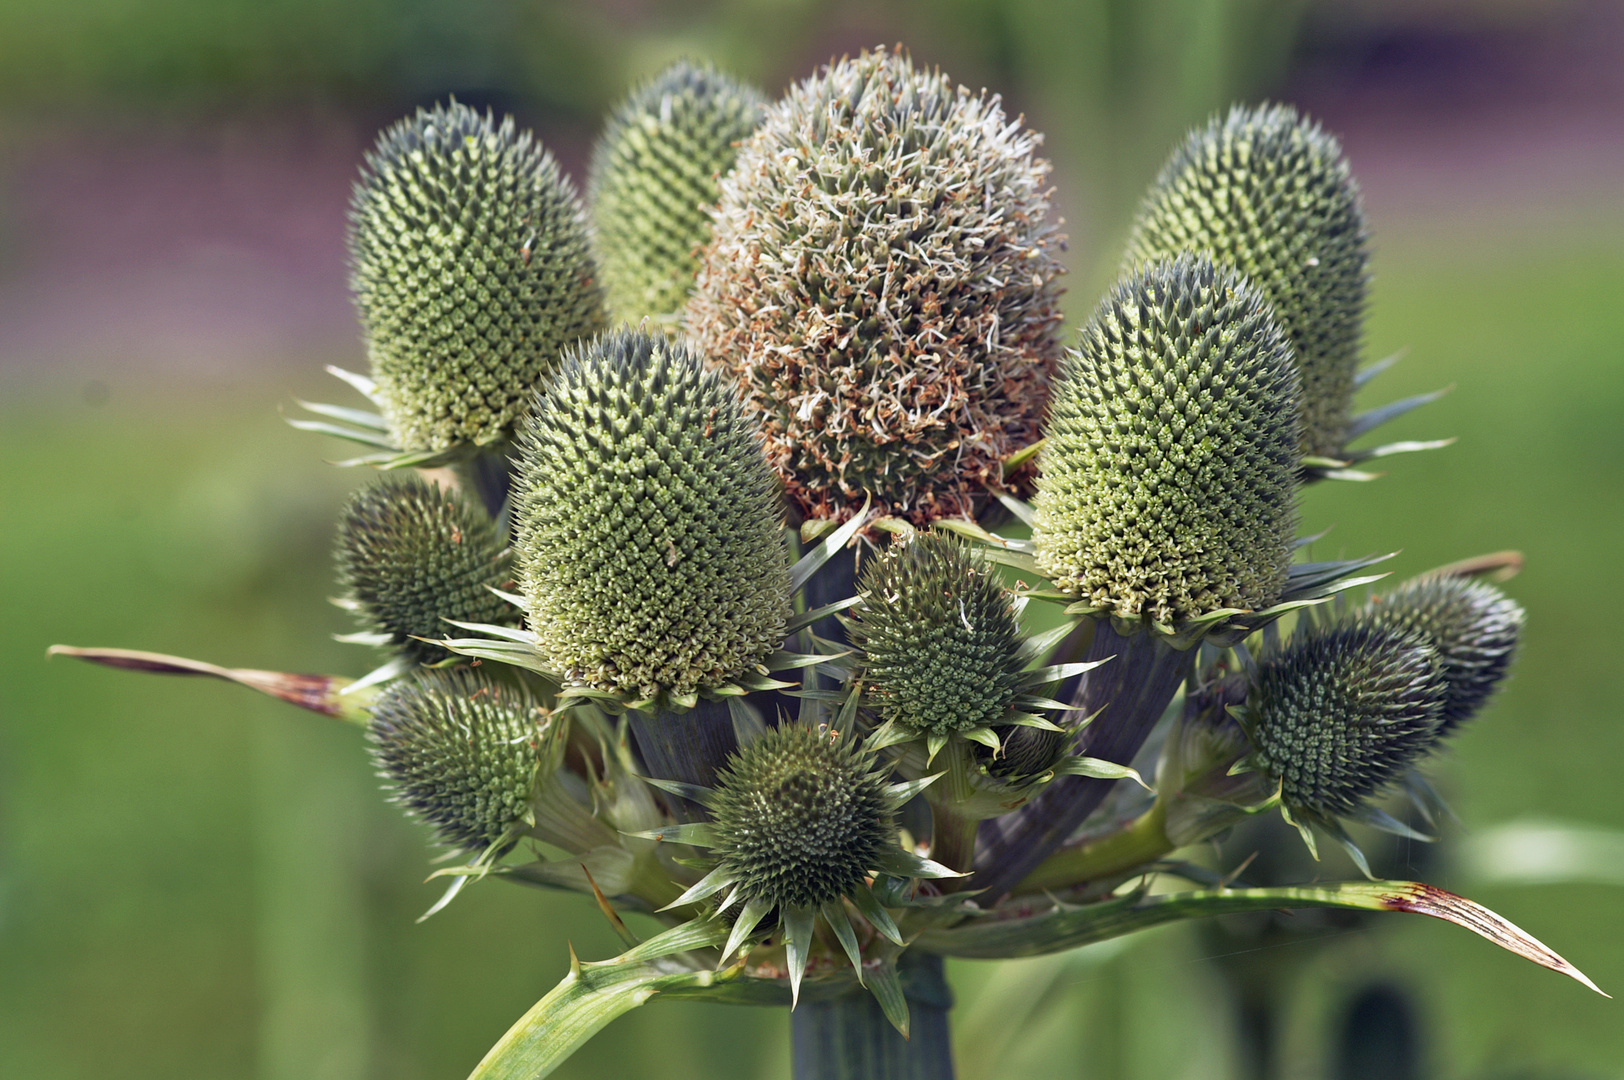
[514,328,791,703]
[1249,624,1447,821]
[589,61,766,324]
[851,534,1024,735]
[1359,574,1525,734]
[349,99,606,451]
[710,725,894,910]
[686,47,1066,526]
[335,477,517,664]
[1122,103,1368,459]
[1033,254,1302,626]
[368,669,544,852]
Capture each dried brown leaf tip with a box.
[687,47,1065,527]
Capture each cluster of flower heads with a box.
[291,43,1533,1032]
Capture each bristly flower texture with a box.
[514,327,791,705]
[687,46,1066,526]
[334,476,516,665]
[851,533,1025,736]
[1034,253,1302,627]
[589,60,765,324]
[1247,623,1446,824]
[1122,103,1368,461]
[349,99,605,452]
[368,668,545,854]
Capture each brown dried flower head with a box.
[686,47,1065,526]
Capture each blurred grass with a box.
[2,212,1621,1079]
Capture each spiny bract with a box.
[368,668,544,852]
[1249,624,1447,821]
[851,534,1024,735]
[515,328,791,703]
[1359,574,1525,734]
[1033,254,1302,626]
[1122,103,1368,460]
[709,725,894,910]
[589,60,765,324]
[350,99,606,451]
[335,476,517,664]
[686,47,1065,526]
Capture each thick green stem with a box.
[791,952,955,1080]
[1012,800,1174,895]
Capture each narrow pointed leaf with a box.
[326,364,379,400]
[786,596,864,634]
[283,416,399,449]
[619,917,730,962]
[629,823,718,847]
[640,777,716,807]
[790,501,869,592]
[883,773,942,807]
[867,959,911,1038]
[1344,438,1455,464]
[822,902,865,982]
[994,491,1036,527]
[723,896,774,962]
[1346,385,1451,441]
[1354,348,1406,388]
[784,904,816,1007]
[441,620,539,645]
[660,866,737,911]
[1050,756,1151,791]
[294,398,390,430]
[874,846,963,880]
[849,882,904,946]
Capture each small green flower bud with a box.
[1360,574,1525,733]
[514,328,791,703]
[687,47,1065,526]
[710,726,894,910]
[368,669,545,852]
[1122,103,1368,459]
[979,725,1067,780]
[349,99,606,451]
[1249,624,1447,821]
[589,60,765,324]
[851,534,1024,736]
[335,477,517,664]
[1034,254,1301,626]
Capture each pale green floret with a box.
[709,725,894,910]
[368,669,543,853]
[687,47,1065,526]
[851,534,1025,736]
[335,477,517,665]
[1249,623,1447,821]
[1033,254,1302,626]
[349,99,606,451]
[1122,103,1368,460]
[514,328,791,703]
[589,60,765,324]
[1358,574,1525,734]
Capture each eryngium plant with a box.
[687,46,1065,525]
[589,60,765,325]
[1359,572,1525,733]
[1122,103,1367,461]
[514,327,791,706]
[1034,253,1300,629]
[849,534,1025,737]
[55,53,1605,1080]
[350,99,605,452]
[335,477,516,665]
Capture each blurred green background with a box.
[2,1,1621,1077]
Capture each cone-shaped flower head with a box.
[710,725,895,911]
[335,477,517,664]
[349,99,606,451]
[851,534,1024,736]
[1359,574,1524,734]
[1122,103,1368,460]
[514,328,791,705]
[687,47,1065,526]
[589,61,766,324]
[1248,624,1447,823]
[1034,254,1302,628]
[368,669,547,853]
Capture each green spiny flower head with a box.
[1359,574,1525,734]
[514,327,791,705]
[589,60,766,324]
[979,725,1067,780]
[1033,253,1302,628]
[349,99,606,452]
[335,476,517,664]
[368,668,546,853]
[851,534,1025,736]
[1248,623,1447,822]
[709,725,894,911]
[1122,103,1368,460]
[686,46,1066,526]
